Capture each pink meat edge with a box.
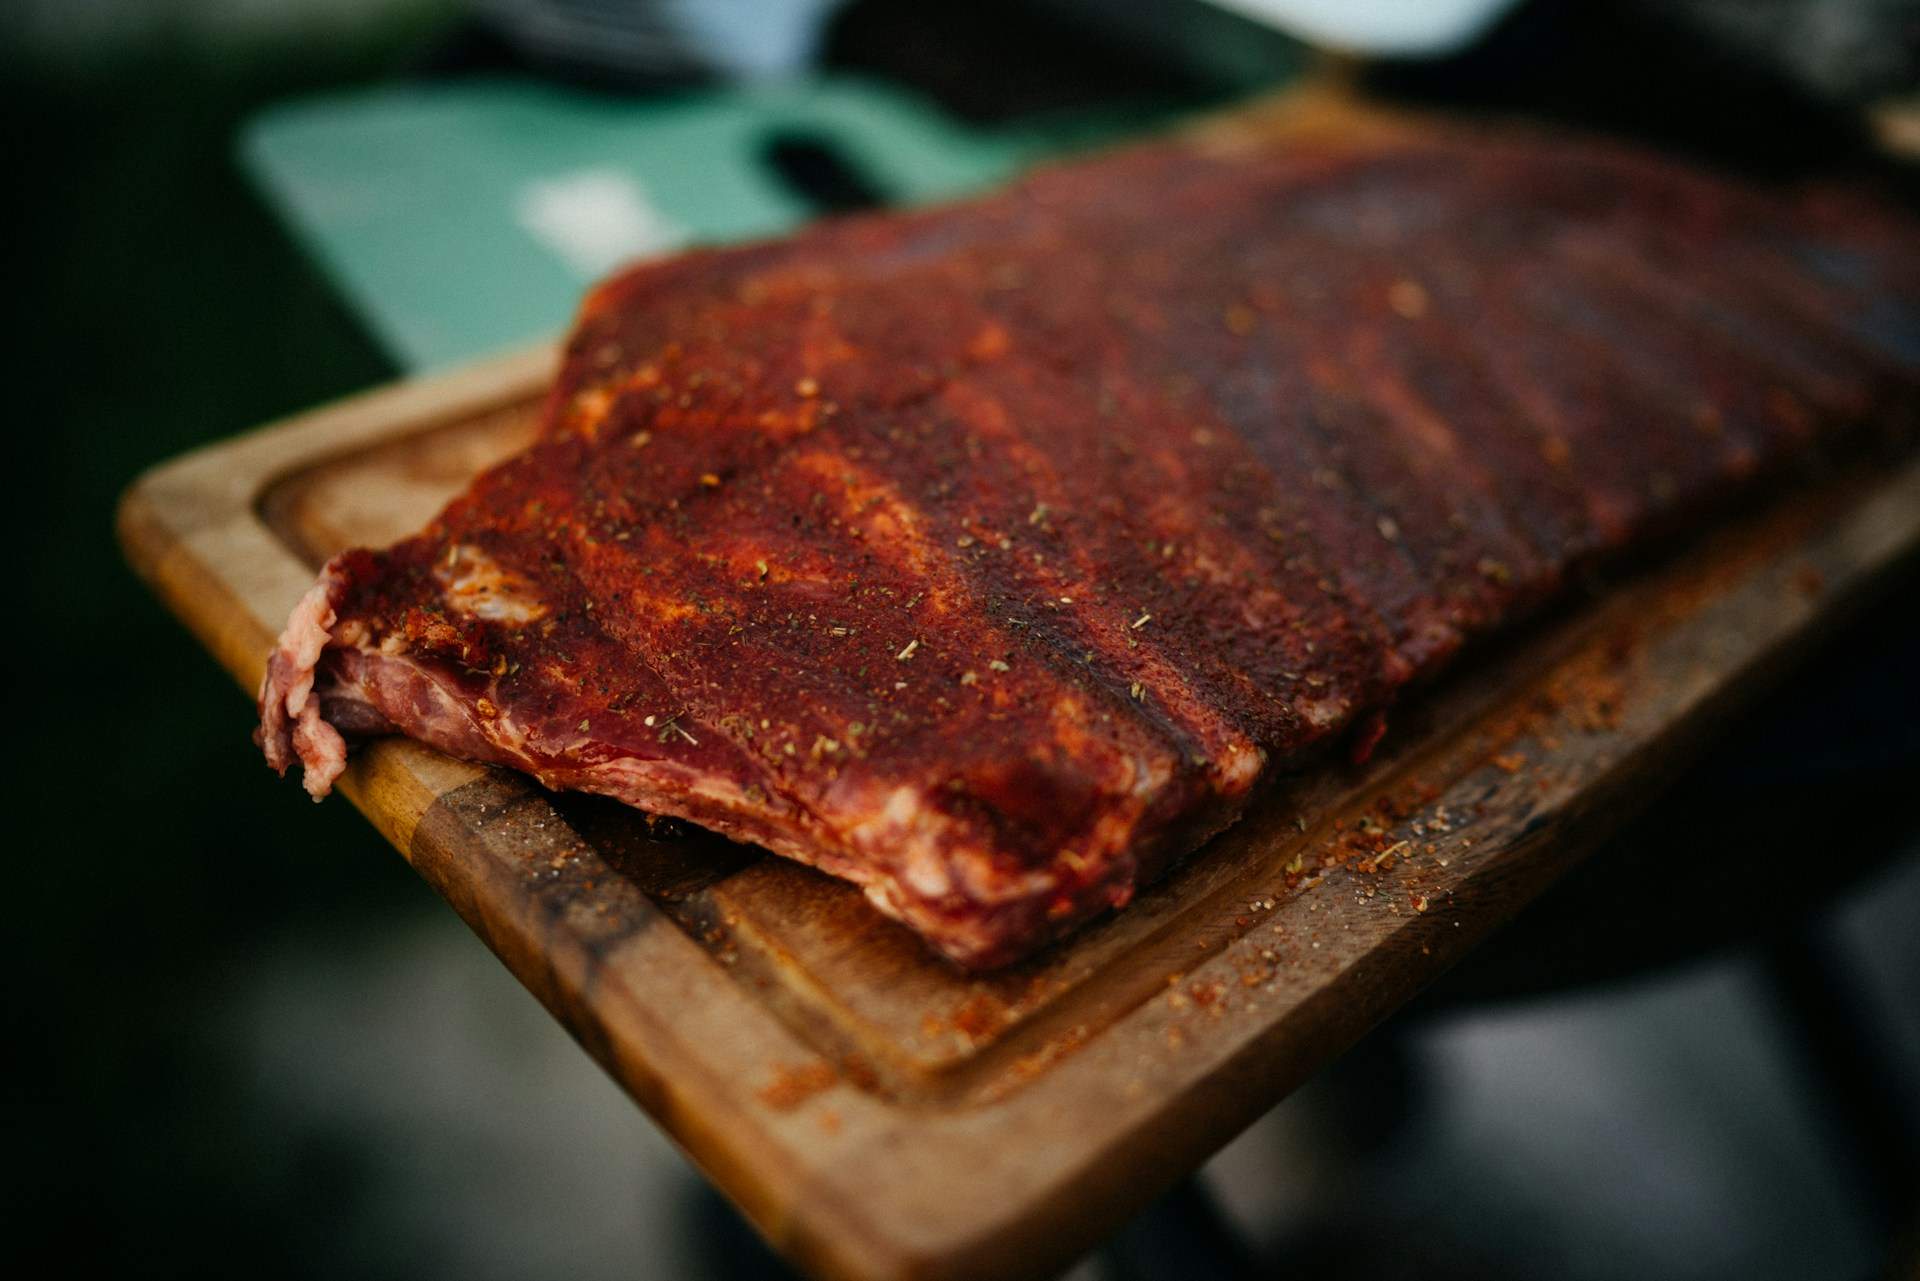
[255,566,349,800]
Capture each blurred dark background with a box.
[4,1,1919,1277]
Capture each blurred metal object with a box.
[1196,0,1524,56]
[474,0,846,82]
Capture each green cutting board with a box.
[243,76,1180,371]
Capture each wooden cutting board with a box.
[121,320,1920,1276]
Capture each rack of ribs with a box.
[259,103,1920,968]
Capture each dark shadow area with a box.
[760,130,892,214]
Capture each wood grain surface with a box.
[117,109,1920,1281]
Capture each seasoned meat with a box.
[258,105,1920,968]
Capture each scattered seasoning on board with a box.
[757,1061,837,1110]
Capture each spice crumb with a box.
[757,1061,837,1111]
[1388,278,1429,318]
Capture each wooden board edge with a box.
[760,467,1920,1281]
[115,333,1920,1281]
[397,768,962,1281]
[111,341,944,1280]
[117,342,557,685]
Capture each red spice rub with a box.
[259,106,1920,968]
